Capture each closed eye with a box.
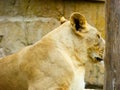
[97,34,100,38]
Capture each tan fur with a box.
[60,16,67,24]
[0,12,105,90]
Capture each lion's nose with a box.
[95,57,103,62]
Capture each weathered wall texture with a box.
[0,0,105,37]
[0,0,105,89]
[0,17,60,55]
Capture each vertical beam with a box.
[105,0,120,90]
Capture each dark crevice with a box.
[74,19,80,31]
[85,83,103,89]
[0,35,4,43]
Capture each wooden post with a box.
[105,0,120,90]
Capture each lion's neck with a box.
[45,22,88,67]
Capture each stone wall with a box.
[0,0,105,37]
[0,17,60,55]
[0,0,105,89]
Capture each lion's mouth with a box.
[95,57,103,62]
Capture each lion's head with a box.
[70,12,105,63]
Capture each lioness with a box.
[0,12,105,90]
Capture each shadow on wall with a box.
[0,35,5,57]
[0,35,3,42]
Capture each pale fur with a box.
[0,12,105,90]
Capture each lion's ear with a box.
[60,16,67,24]
[70,12,87,31]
